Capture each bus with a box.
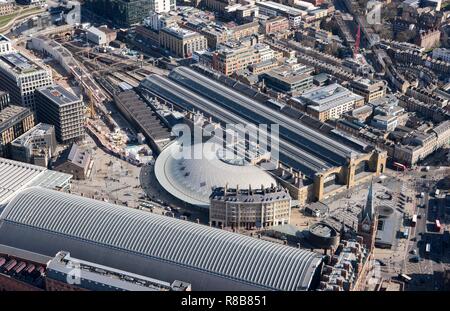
[435,219,441,232]
[393,162,407,171]
[399,273,412,283]
[425,243,431,254]
[411,214,417,227]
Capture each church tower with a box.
[357,180,378,253]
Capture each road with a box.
[0,6,44,34]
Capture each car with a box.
[410,249,417,255]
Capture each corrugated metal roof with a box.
[0,187,323,291]
[0,158,72,204]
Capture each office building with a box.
[0,103,35,157]
[349,78,387,103]
[212,44,281,76]
[0,52,53,111]
[261,64,314,95]
[0,1,14,16]
[0,34,12,55]
[292,83,365,121]
[259,16,290,35]
[153,0,176,12]
[256,1,306,27]
[0,90,9,111]
[36,85,84,143]
[210,186,291,229]
[10,123,57,167]
[84,0,173,27]
[0,187,324,291]
[160,27,208,58]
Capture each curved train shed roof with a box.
[0,187,323,291]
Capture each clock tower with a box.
[357,180,378,254]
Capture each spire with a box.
[361,179,375,223]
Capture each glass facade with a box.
[85,0,154,27]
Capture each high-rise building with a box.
[85,0,176,27]
[35,85,84,143]
[0,52,53,111]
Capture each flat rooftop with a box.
[257,1,307,16]
[0,105,32,133]
[265,65,314,84]
[37,85,80,106]
[299,83,364,112]
[46,251,184,291]
[161,26,200,39]
[11,123,54,148]
[0,52,46,75]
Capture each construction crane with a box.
[85,87,96,119]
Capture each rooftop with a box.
[0,158,72,204]
[0,187,324,291]
[46,251,190,291]
[37,85,80,107]
[0,105,32,133]
[264,64,314,85]
[210,186,290,203]
[299,83,364,112]
[161,26,201,39]
[0,52,47,75]
[11,123,54,148]
[155,140,277,207]
[256,1,307,16]
[55,143,91,170]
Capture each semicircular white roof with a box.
[154,140,277,207]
